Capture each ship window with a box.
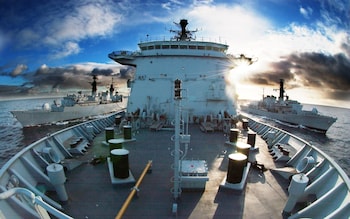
[171,45,179,49]
[198,46,205,50]
[162,45,169,49]
[140,46,147,50]
[206,46,212,50]
[180,45,187,49]
[189,45,196,49]
[213,47,219,51]
[148,46,154,50]
[155,45,161,49]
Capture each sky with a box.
[0,0,349,108]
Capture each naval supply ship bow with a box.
[0,19,349,219]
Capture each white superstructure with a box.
[109,20,250,123]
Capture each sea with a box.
[0,98,349,178]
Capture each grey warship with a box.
[241,79,337,133]
[11,76,125,127]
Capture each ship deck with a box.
[62,124,289,219]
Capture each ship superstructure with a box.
[109,19,247,127]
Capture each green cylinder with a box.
[115,115,122,125]
[242,119,249,130]
[229,128,239,143]
[105,127,114,142]
[110,149,129,179]
[236,142,251,165]
[108,139,123,151]
[123,125,132,139]
[227,153,247,184]
[247,131,256,147]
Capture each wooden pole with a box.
[115,160,152,219]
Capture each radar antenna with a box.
[170,19,198,41]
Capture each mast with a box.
[109,78,115,96]
[171,19,197,41]
[179,19,188,41]
[279,79,284,101]
[91,75,97,97]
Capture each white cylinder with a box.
[296,156,315,173]
[267,131,276,146]
[284,174,309,213]
[47,164,68,201]
[42,147,61,163]
[288,173,309,195]
[86,125,94,139]
[267,131,276,139]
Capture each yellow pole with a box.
[115,160,152,219]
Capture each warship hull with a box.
[243,107,336,133]
[12,102,126,127]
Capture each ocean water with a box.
[0,98,349,177]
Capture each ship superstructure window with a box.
[139,43,226,53]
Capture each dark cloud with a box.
[291,52,350,90]
[248,52,350,89]
[245,51,350,101]
[92,68,114,76]
[0,63,134,95]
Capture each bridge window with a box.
[180,45,187,49]
[189,45,196,49]
[162,45,170,49]
[171,45,179,49]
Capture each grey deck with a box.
[62,124,289,219]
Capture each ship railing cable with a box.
[115,160,153,219]
[0,187,73,219]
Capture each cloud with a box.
[300,6,313,19]
[11,64,28,77]
[179,2,350,102]
[15,62,133,93]
[243,51,350,100]
[3,0,123,59]
[52,42,81,59]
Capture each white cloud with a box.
[180,3,346,64]
[52,41,81,59]
[11,64,28,77]
[300,6,313,19]
[51,3,121,42]
[14,1,123,59]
